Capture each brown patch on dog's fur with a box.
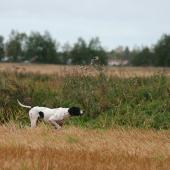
[56,120,64,127]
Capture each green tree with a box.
[25,31,59,63]
[88,37,107,65]
[70,38,88,64]
[154,34,170,66]
[61,42,72,64]
[130,47,153,66]
[0,35,4,60]
[6,30,27,61]
[124,47,130,60]
[70,37,107,65]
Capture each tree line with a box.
[130,34,170,66]
[0,30,170,66]
[0,30,107,65]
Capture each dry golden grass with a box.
[0,124,170,170]
[0,63,170,77]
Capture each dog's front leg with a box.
[49,119,61,129]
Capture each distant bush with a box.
[0,71,170,129]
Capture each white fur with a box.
[17,100,83,129]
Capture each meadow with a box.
[1,124,170,170]
[0,63,170,169]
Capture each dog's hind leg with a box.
[30,118,38,128]
[29,110,38,128]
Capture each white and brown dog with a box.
[17,100,84,129]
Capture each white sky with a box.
[0,0,170,50]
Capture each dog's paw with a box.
[55,126,62,130]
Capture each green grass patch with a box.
[0,71,170,129]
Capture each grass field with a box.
[0,62,170,77]
[0,124,170,170]
[0,63,170,169]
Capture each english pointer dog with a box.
[17,100,84,129]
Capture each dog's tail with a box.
[17,99,32,109]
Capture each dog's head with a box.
[68,107,85,116]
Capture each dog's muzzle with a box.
[80,110,85,116]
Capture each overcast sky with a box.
[0,0,170,50]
